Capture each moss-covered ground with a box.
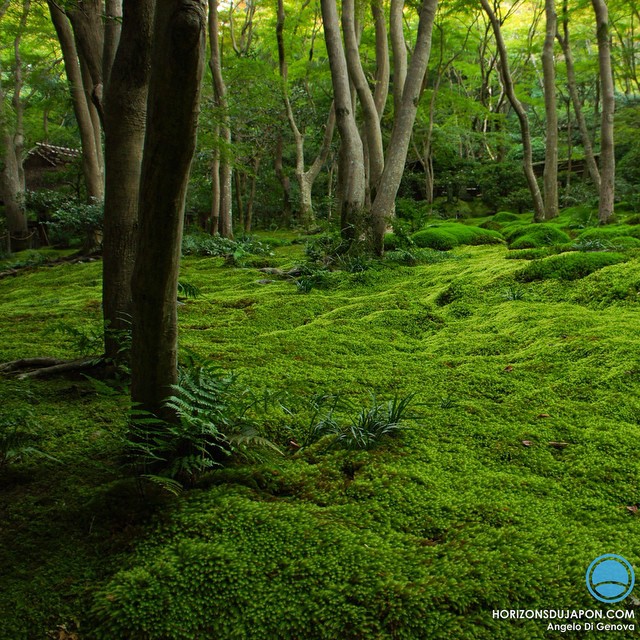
[1,220,640,639]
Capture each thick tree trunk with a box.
[48,1,104,201]
[370,0,438,254]
[1,0,30,250]
[320,0,365,240]
[591,0,615,223]
[557,1,601,192]
[209,0,233,238]
[480,0,545,222]
[101,0,155,361]
[542,0,559,219]
[131,0,207,417]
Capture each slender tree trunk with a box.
[209,0,233,238]
[320,0,365,240]
[274,132,292,226]
[480,0,545,222]
[342,0,384,200]
[67,0,106,125]
[103,0,123,90]
[542,0,559,219]
[557,0,601,191]
[48,1,104,201]
[591,0,615,223]
[390,0,407,113]
[211,123,220,234]
[102,0,155,361]
[131,0,207,417]
[277,0,335,227]
[371,0,389,118]
[370,0,438,254]
[245,155,260,233]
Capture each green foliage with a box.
[412,224,502,250]
[504,223,571,249]
[46,321,103,357]
[384,248,454,266]
[177,281,201,300]
[46,197,104,248]
[182,232,272,261]
[126,366,281,488]
[304,232,349,264]
[0,408,57,469]
[516,252,628,282]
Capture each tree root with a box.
[0,356,102,380]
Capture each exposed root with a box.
[0,356,102,380]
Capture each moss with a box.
[503,223,572,249]
[516,251,627,282]
[2,239,640,639]
[412,224,502,250]
[492,211,520,223]
[383,232,399,250]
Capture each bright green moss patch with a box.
[492,211,520,223]
[2,237,640,639]
[504,223,571,249]
[412,224,502,250]
[516,251,628,282]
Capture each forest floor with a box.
[1,213,640,639]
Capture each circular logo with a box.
[586,554,635,603]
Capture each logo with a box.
[586,554,635,604]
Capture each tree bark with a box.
[1,0,30,250]
[591,0,615,223]
[556,1,601,192]
[480,0,545,222]
[103,0,123,90]
[342,0,384,200]
[370,0,438,254]
[320,0,365,240]
[101,0,155,361]
[131,0,207,417]
[48,1,104,201]
[371,0,389,118]
[390,0,407,113]
[209,0,233,238]
[542,0,559,219]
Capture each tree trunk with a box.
[209,0,233,238]
[67,0,106,124]
[390,0,407,113]
[101,0,155,361]
[342,0,384,200]
[103,0,123,90]
[211,123,220,234]
[480,0,545,222]
[320,0,365,240]
[48,1,104,201]
[591,0,615,223]
[1,0,30,250]
[370,0,438,254]
[245,155,260,233]
[542,0,559,219]
[557,1,601,192]
[131,0,207,417]
[371,0,389,118]
[274,132,292,226]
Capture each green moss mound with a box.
[383,232,399,250]
[504,223,571,249]
[492,211,520,223]
[516,251,627,282]
[412,224,502,250]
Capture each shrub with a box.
[516,252,627,282]
[181,233,272,261]
[504,223,571,249]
